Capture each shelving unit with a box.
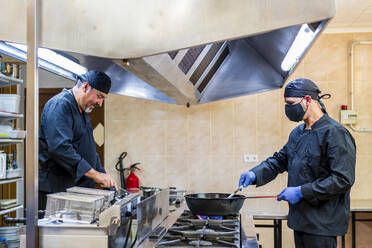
[0,139,23,146]
[0,70,24,227]
[0,205,23,216]
[0,177,23,185]
[0,112,23,121]
[0,73,23,88]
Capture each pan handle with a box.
[244,195,278,199]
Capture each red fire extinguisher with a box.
[126,163,140,193]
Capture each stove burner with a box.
[156,211,241,247]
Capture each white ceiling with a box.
[325,0,372,32]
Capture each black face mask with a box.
[285,98,307,122]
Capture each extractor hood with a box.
[0,0,335,105]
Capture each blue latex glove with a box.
[239,171,256,188]
[277,186,303,205]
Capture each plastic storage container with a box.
[0,130,26,139]
[66,186,115,210]
[5,168,23,179]
[9,130,26,139]
[0,95,20,113]
[0,122,12,139]
[45,192,105,223]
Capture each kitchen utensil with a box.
[227,185,243,199]
[185,193,278,216]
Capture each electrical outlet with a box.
[244,154,258,163]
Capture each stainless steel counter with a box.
[137,202,259,248]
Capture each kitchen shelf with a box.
[0,111,23,121]
[0,205,23,215]
[0,177,23,185]
[0,139,23,146]
[0,73,23,88]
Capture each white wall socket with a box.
[244,154,258,163]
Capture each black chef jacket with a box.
[251,114,356,236]
[39,89,105,193]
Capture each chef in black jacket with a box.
[239,78,356,248]
[38,70,118,210]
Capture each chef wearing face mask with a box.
[239,78,356,248]
[38,70,118,210]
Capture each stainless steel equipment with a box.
[45,192,106,223]
[0,0,335,105]
[138,202,258,248]
[157,210,241,247]
[66,186,115,210]
[136,189,169,245]
[20,191,141,248]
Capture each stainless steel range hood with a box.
[0,0,335,105]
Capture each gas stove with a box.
[156,210,241,247]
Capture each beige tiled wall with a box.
[105,32,372,248]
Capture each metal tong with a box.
[227,186,243,199]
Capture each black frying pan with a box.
[185,193,246,216]
[184,193,278,216]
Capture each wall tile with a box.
[187,155,211,193]
[165,120,187,155]
[303,35,329,81]
[353,132,372,155]
[137,155,167,188]
[209,155,235,193]
[354,45,372,81]
[211,101,234,156]
[138,120,166,155]
[166,155,188,189]
[354,80,372,129]
[142,99,168,120]
[188,103,211,121]
[106,94,143,121]
[326,34,351,82]
[257,90,282,155]
[327,80,348,119]
[351,155,372,199]
[166,103,187,121]
[188,120,211,155]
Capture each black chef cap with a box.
[284,78,331,113]
[78,71,111,94]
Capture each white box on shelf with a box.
[9,130,26,139]
[6,168,23,179]
[0,94,20,113]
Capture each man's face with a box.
[80,82,107,112]
[284,96,312,120]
